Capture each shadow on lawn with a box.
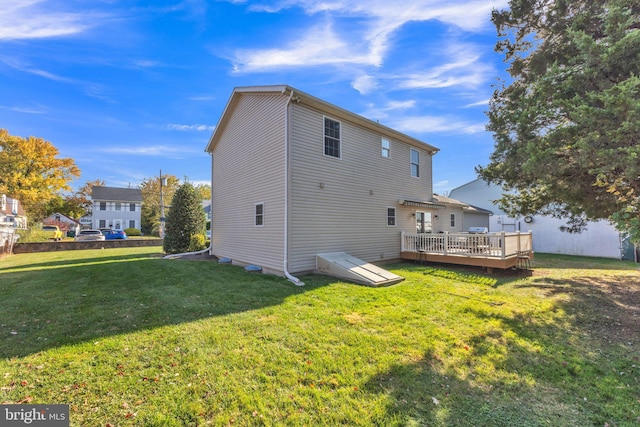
[363,272,640,426]
[0,254,331,359]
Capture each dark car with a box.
[100,229,128,240]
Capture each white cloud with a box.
[0,0,103,40]
[229,0,507,72]
[232,23,381,72]
[167,124,215,131]
[360,99,417,121]
[396,44,494,90]
[351,75,378,94]
[463,99,490,108]
[390,115,485,135]
[102,145,190,156]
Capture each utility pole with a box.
[159,169,166,239]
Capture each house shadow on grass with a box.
[0,252,333,359]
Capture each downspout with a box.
[283,88,305,286]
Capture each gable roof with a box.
[205,85,439,154]
[91,186,143,202]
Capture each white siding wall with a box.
[288,103,434,272]
[211,93,288,271]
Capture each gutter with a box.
[282,88,305,286]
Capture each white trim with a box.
[254,202,265,227]
[322,115,342,159]
[386,206,397,227]
[410,148,420,178]
[381,137,390,158]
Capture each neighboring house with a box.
[449,178,628,259]
[43,212,82,236]
[0,194,28,229]
[206,85,446,278]
[430,194,491,233]
[90,186,142,231]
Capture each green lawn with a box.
[1,248,638,426]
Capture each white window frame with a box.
[255,203,264,227]
[115,202,121,211]
[386,207,396,227]
[450,213,456,228]
[99,202,107,211]
[323,116,341,159]
[381,138,390,158]
[130,203,136,212]
[410,148,420,178]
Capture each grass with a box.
[1,248,639,426]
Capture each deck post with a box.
[401,231,406,252]
[443,232,448,255]
[516,231,521,254]
[501,231,506,260]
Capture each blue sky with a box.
[0,0,510,194]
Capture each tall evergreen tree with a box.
[478,0,640,241]
[163,182,206,254]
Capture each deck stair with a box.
[316,252,404,287]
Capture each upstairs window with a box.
[99,202,107,211]
[130,203,136,211]
[324,117,341,158]
[387,207,396,226]
[410,149,420,177]
[115,202,121,211]
[255,203,264,227]
[450,213,456,227]
[381,138,390,158]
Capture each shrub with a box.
[124,227,142,236]
[16,224,51,243]
[189,234,207,252]
[163,183,207,254]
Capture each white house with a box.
[206,85,459,281]
[90,186,142,231]
[449,178,626,259]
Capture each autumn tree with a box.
[478,0,640,241]
[0,129,80,221]
[163,182,207,254]
[139,174,180,236]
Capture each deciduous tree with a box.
[0,129,80,221]
[477,0,640,241]
[139,174,179,236]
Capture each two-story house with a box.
[90,186,142,231]
[205,85,449,282]
[0,194,27,229]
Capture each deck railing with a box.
[401,231,532,259]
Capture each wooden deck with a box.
[400,231,533,271]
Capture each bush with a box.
[16,224,51,243]
[124,227,142,236]
[189,234,207,252]
[163,183,207,254]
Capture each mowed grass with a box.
[1,248,639,426]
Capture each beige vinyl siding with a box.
[288,103,434,273]
[432,207,465,233]
[211,92,288,271]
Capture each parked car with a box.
[100,229,128,240]
[42,225,63,241]
[74,229,105,241]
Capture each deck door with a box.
[416,212,432,233]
